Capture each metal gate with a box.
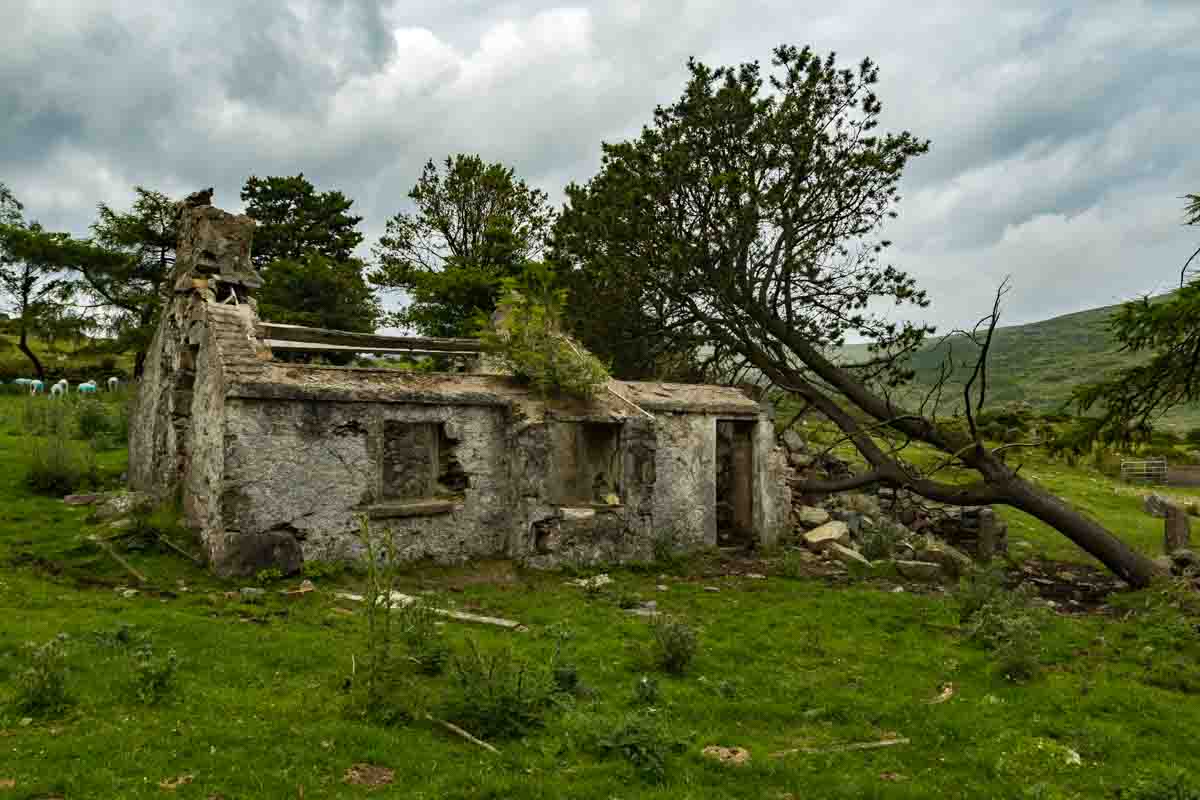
[1120,458,1168,484]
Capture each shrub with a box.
[353,515,401,714]
[396,600,450,676]
[479,262,610,400]
[444,638,560,739]
[75,398,111,439]
[633,675,660,706]
[648,615,698,675]
[590,712,684,784]
[255,567,284,585]
[133,645,180,705]
[777,549,809,579]
[959,569,1043,682]
[26,432,97,495]
[858,520,903,561]
[956,565,1010,624]
[13,635,72,716]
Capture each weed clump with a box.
[590,712,684,784]
[858,519,903,561]
[958,567,1044,682]
[26,431,98,495]
[648,615,698,675]
[633,675,660,706]
[444,638,561,740]
[13,635,72,717]
[133,645,180,705]
[397,600,450,676]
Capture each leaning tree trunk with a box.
[17,326,44,381]
[997,472,1159,588]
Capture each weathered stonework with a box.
[132,197,790,576]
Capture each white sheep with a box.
[107,376,119,392]
[29,379,44,394]
[77,381,97,394]
[50,380,66,398]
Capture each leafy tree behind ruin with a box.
[554,45,1157,586]
[241,174,364,267]
[1073,193,1200,443]
[256,253,380,333]
[241,174,377,333]
[80,187,179,376]
[0,189,78,380]
[371,154,556,337]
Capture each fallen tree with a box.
[553,44,1158,587]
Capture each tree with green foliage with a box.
[554,45,1156,586]
[371,154,555,337]
[79,187,178,376]
[256,252,380,333]
[241,174,364,267]
[0,209,78,380]
[241,174,377,334]
[1073,194,1200,443]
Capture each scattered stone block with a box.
[789,451,814,469]
[88,491,154,522]
[794,506,831,528]
[827,542,871,567]
[626,600,658,617]
[894,560,943,582]
[63,494,103,506]
[914,538,972,578]
[781,430,806,454]
[1144,493,1172,519]
[803,521,850,551]
[842,493,881,516]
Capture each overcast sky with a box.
[2,0,1197,333]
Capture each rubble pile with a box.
[780,430,1008,581]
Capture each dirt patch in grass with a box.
[343,763,394,788]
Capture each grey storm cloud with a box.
[1,0,1197,333]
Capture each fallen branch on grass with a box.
[426,715,501,755]
[157,533,204,566]
[770,737,911,758]
[334,592,527,631]
[88,535,147,584]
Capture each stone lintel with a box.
[366,499,460,519]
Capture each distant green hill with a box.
[849,295,1200,433]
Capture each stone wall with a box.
[217,398,512,572]
[652,413,718,553]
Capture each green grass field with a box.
[2,391,1200,798]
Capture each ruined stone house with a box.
[130,197,790,576]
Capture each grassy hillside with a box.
[852,295,1200,432]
